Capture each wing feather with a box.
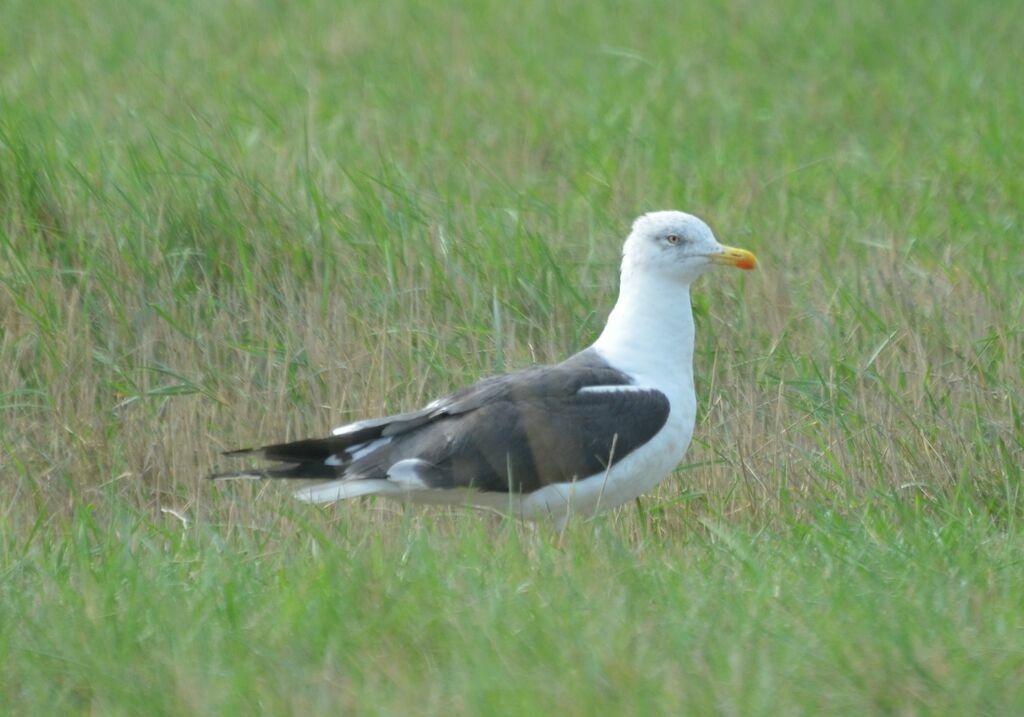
[212,349,671,493]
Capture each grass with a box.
[1,0,1022,713]
[4,503,1023,714]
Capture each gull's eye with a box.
[666,234,681,245]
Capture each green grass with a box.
[4,503,1023,714]
[1,0,1022,713]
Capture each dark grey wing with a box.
[212,348,670,491]
[355,380,671,493]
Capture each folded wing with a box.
[211,350,671,498]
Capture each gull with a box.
[211,211,757,527]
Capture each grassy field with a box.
[2,0,1022,713]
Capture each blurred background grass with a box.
[1,0,1022,713]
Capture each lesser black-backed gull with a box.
[211,211,757,527]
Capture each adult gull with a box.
[211,211,757,527]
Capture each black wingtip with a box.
[222,447,259,457]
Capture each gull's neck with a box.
[591,269,695,396]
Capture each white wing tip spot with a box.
[332,420,372,437]
[387,459,432,489]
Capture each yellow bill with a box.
[709,245,757,271]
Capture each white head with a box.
[621,210,757,286]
